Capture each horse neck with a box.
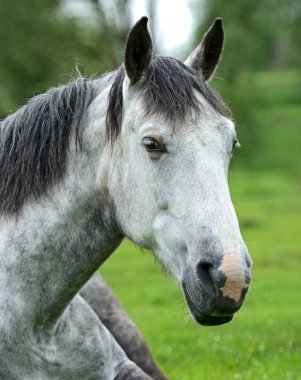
[0,133,122,330]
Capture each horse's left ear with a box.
[185,18,224,81]
[124,17,152,86]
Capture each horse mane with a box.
[0,78,94,215]
[106,55,230,143]
[0,55,230,216]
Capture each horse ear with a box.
[185,18,224,81]
[124,17,152,85]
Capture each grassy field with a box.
[100,171,301,380]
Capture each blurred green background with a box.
[0,1,300,379]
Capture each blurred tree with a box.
[194,0,301,78]
[190,0,301,168]
[0,0,130,118]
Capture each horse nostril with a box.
[196,261,218,298]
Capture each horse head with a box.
[106,17,252,326]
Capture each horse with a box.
[79,272,169,380]
[0,17,252,379]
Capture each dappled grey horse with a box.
[0,17,252,379]
[79,272,168,380]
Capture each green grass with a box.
[215,70,301,177]
[100,171,301,380]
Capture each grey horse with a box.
[0,17,251,379]
[80,272,168,379]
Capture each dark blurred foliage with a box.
[0,0,130,118]
[0,0,300,175]
[192,0,301,173]
[196,0,301,76]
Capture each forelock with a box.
[106,55,230,143]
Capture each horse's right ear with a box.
[185,18,224,81]
[124,17,152,86]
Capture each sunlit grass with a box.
[100,171,301,379]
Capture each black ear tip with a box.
[136,16,149,28]
[129,16,149,36]
[140,16,148,24]
[213,17,223,28]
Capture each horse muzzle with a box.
[182,253,251,326]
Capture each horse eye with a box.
[142,137,165,153]
[232,139,240,150]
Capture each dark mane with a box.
[0,55,229,216]
[0,78,93,215]
[106,55,230,143]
